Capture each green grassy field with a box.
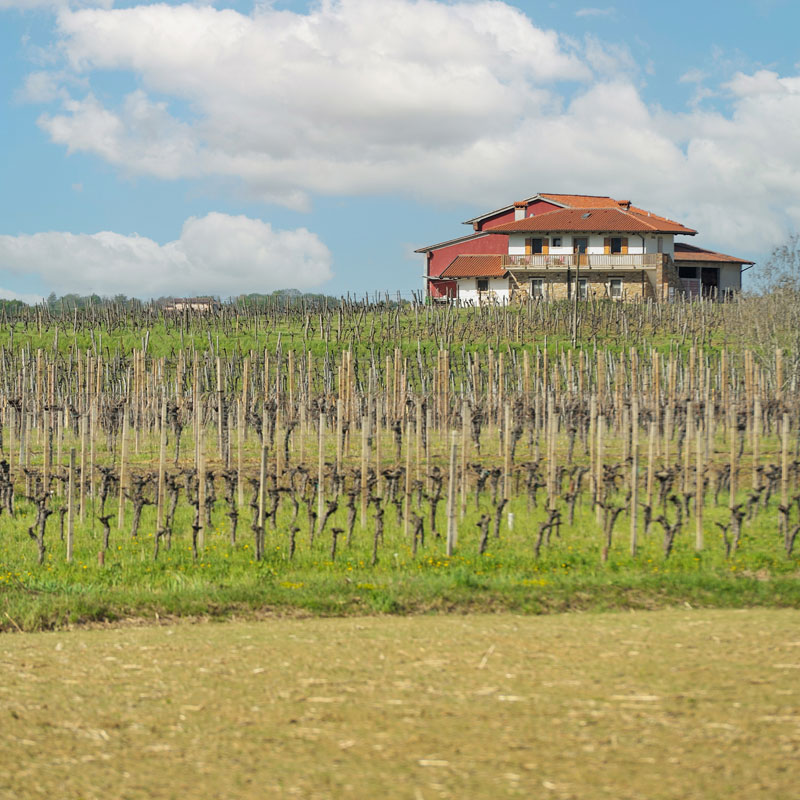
[2,489,799,632]
[1,297,799,629]
[2,609,799,799]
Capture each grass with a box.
[2,609,799,799]
[0,297,780,362]
[2,490,799,632]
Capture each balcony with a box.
[502,253,666,271]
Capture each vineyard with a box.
[2,293,800,630]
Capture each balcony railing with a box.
[502,253,665,270]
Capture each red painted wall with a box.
[428,233,506,278]
[474,207,516,232]
[429,279,457,299]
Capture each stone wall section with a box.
[655,256,684,300]
[514,270,656,301]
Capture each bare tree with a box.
[756,234,800,293]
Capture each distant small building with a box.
[416,193,754,302]
[163,297,221,313]
[673,243,754,299]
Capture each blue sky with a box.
[1,0,799,300]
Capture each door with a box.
[701,267,719,299]
[573,237,589,267]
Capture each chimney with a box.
[514,201,527,221]
[617,200,632,210]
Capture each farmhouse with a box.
[416,194,753,303]
[163,297,221,313]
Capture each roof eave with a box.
[460,193,574,226]
[414,231,490,253]
[441,272,509,279]
[490,226,697,235]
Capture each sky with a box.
[1,0,799,302]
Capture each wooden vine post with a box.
[237,399,244,508]
[695,417,704,552]
[595,414,604,525]
[630,398,639,556]
[317,412,326,522]
[117,404,130,529]
[460,399,469,519]
[79,411,87,522]
[503,402,512,504]
[729,402,738,511]
[446,431,457,557]
[781,412,790,515]
[360,413,369,528]
[403,419,412,539]
[155,393,168,535]
[67,447,75,564]
[197,429,206,553]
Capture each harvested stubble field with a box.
[2,609,799,799]
[1,295,800,628]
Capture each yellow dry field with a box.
[1,610,799,799]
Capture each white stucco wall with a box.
[718,264,742,293]
[507,233,674,256]
[457,277,510,304]
[647,235,675,256]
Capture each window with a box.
[605,236,628,255]
[552,237,562,247]
[477,278,489,292]
[531,278,544,298]
[578,278,588,299]
[525,237,549,255]
[609,278,623,299]
[678,267,698,279]
[657,237,664,254]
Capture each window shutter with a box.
[525,238,532,256]
[542,237,549,255]
[604,237,610,255]
[621,237,628,255]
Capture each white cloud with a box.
[0,213,333,297]
[15,70,67,103]
[37,0,590,208]
[582,35,636,78]
[17,0,800,256]
[575,7,615,17]
[41,91,200,180]
[679,68,707,84]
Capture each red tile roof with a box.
[463,193,620,225]
[539,194,619,208]
[439,255,506,278]
[488,206,697,235]
[673,243,754,264]
[540,194,687,227]
[462,193,695,232]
